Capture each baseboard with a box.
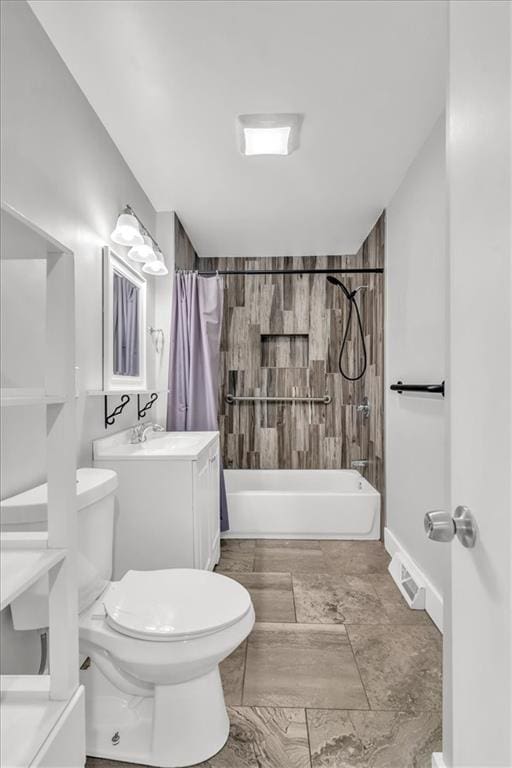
[431,753,446,768]
[384,527,443,632]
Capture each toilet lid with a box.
[104,569,253,641]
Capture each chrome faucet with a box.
[140,423,165,442]
[130,423,165,443]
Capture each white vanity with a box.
[93,427,221,578]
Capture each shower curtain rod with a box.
[192,267,384,276]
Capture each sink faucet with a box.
[130,423,165,443]
[140,424,165,443]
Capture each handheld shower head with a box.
[326,275,352,300]
[326,274,368,381]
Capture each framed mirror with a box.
[103,246,147,391]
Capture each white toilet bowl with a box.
[79,568,254,768]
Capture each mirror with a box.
[113,272,140,376]
[103,246,146,391]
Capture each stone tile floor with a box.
[86,539,442,768]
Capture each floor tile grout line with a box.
[221,703,443,713]
[304,708,314,768]
[344,622,373,712]
[291,572,298,622]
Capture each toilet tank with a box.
[0,467,118,630]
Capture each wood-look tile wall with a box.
[202,213,385,494]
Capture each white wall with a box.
[385,117,449,607]
[0,1,172,671]
[0,0,175,491]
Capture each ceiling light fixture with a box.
[237,113,303,156]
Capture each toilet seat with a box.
[103,569,252,642]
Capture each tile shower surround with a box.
[201,214,385,498]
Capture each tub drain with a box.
[112,731,120,746]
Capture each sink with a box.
[93,428,219,461]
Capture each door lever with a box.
[424,506,477,548]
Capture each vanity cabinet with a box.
[93,430,221,579]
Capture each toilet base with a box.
[81,658,230,767]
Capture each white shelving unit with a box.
[0,203,84,768]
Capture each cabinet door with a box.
[194,451,210,570]
[208,442,221,567]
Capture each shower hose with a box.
[327,275,367,381]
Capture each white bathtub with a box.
[223,469,380,540]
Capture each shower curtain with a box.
[113,272,139,376]
[167,271,229,531]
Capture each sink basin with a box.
[93,429,219,461]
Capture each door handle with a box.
[424,506,477,548]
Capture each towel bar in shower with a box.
[225,393,332,405]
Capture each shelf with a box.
[86,389,168,396]
[0,532,49,550]
[1,202,72,260]
[0,675,69,768]
[0,543,66,610]
[0,388,67,407]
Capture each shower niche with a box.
[260,333,309,368]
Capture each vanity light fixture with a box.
[237,113,303,156]
[112,204,168,275]
[128,235,156,263]
[142,248,169,276]
[111,210,144,247]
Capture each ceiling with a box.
[29,0,447,258]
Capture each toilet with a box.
[1,469,255,768]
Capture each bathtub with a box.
[223,469,380,539]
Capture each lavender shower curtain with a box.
[113,272,139,376]
[167,272,229,531]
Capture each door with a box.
[439,3,512,766]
